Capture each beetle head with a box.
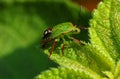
[43,28,52,40]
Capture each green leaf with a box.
[89,0,115,68]
[36,67,98,79]
[114,60,120,79]
[89,0,120,77]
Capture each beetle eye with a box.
[45,31,48,35]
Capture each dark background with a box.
[72,0,101,11]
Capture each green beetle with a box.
[42,22,83,58]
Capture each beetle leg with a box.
[61,44,66,56]
[61,37,66,56]
[41,38,52,48]
[78,26,88,30]
[71,37,85,45]
[49,39,56,58]
[68,36,85,45]
[74,25,88,30]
